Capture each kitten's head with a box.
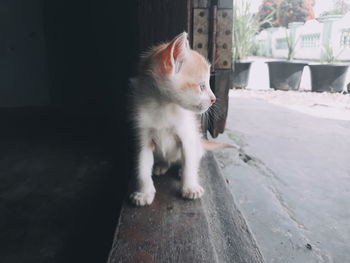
[151,32,216,114]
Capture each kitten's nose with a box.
[210,96,216,104]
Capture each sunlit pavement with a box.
[211,84,350,262]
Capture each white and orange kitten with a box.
[130,32,216,206]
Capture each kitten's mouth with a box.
[184,104,209,114]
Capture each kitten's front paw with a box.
[130,191,155,206]
[182,184,204,200]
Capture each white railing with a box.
[255,12,350,61]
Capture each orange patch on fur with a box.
[159,47,173,75]
[180,82,199,91]
[141,34,209,77]
[142,43,173,75]
[190,50,210,72]
[157,34,187,75]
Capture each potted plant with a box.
[309,45,349,92]
[232,1,271,89]
[266,28,307,91]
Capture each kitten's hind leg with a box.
[153,162,170,176]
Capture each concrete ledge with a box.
[107,152,264,263]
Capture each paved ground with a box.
[212,95,350,263]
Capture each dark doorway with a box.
[0,1,138,262]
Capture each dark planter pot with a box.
[232,62,252,89]
[266,61,307,91]
[309,64,349,93]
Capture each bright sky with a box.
[248,0,349,17]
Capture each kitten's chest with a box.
[139,102,196,157]
[140,102,188,130]
[151,127,180,161]
[148,107,185,159]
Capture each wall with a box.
[255,13,350,62]
[0,0,50,107]
[294,20,323,60]
[1,1,139,262]
[42,0,138,116]
[0,0,139,114]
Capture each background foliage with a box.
[257,0,315,30]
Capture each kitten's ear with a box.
[161,32,190,74]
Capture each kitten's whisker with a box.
[210,103,222,114]
[207,107,220,120]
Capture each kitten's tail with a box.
[202,140,240,151]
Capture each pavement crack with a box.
[238,152,253,163]
[236,150,333,262]
[268,185,306,230]
[237,149,287,187]
[237,149,308,230]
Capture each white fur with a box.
[130,32,215,206]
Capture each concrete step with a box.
[108,152,264,263]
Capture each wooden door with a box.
[192,0,233,138]
[137,0,191,53]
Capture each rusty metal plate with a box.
[214,9,233,69]
[193,8,209,59]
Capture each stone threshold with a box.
[107,152,264,263]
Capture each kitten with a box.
[129,32,218,206]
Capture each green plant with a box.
[320,44,344,63]
[321,0,350,16]
[257,0,279,30]
[233,0,273,61]
[285,29,299,60]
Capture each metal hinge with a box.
[215,9,232,69]
[193,8,209,59]
[193,6,232,69]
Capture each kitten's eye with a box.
[199,83,206,91]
